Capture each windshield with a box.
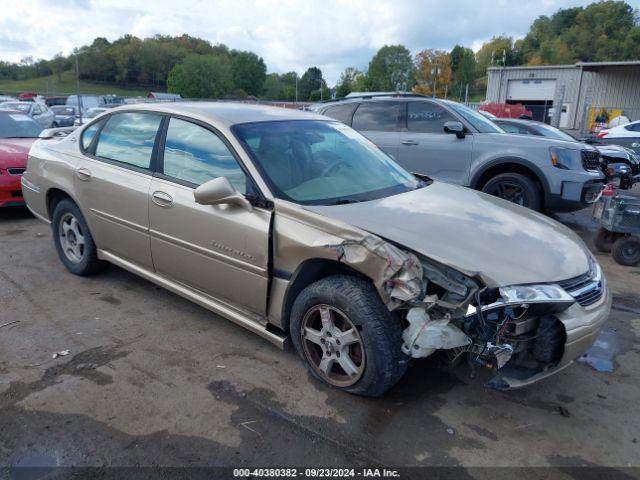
[52,106,75,115]
[233,120,423,205]
[444,101,505,134]
[0,102,31,113]
[0,112,43,138]
[534,123,577,142]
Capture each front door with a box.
[148,117,271,315]
[397,101,473,185]
[74,111,164,269]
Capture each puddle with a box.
[11,454,57,480]
[576,330,621,373]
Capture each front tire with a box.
[52,199,107,276]
[612,236,640,266]
[290,275,408,396]
[481,172,542,211]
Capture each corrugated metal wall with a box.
[485,66,581,126]
[485,65,640,129]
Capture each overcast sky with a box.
[2,0,638,84]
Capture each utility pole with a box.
[319,73,323,102]
[75,49,82,126]
[295,74,298,103]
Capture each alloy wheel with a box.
[486,181,527,206]
[300,304,365,387]
[59,212,86,263]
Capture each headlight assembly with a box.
[550,147,582,170]
[499,284,575,304]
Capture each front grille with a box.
[7,167,25,176]
[581,150,600,171]
[557,262,603,307]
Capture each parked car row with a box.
[10,101,611,396]
[314,93,604,212]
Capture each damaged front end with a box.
[327,236,575,390]
[398,254,577,389]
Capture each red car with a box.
[0,109,42,207]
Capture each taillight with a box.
[597,131,608,139]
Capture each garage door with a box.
[507,79,556,101]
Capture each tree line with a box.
[0,0,638,101]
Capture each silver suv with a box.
[316,94,604,211]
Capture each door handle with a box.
[402,139,419,146]
[75,167,92,181]
[152,191,174,208]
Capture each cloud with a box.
[0,0,605,84]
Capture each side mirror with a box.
[193,177,252,211]
[443,121,466,139]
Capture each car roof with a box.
[317,94,450,109]
[110,101,327,127]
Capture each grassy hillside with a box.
[0,70,149,97]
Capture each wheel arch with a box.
[470,157,550,201]
[46,187,78,221]
[279,258,369,332]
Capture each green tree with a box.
[167,54,233,98]
[298,67,323,101]
[367,45,414,91]
[335,67,364,98]
[231,51,266,96]
[449,45,476,86]
[475,36,520,76]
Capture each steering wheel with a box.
[320,158,348,177]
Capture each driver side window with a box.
[162,117,247,193]
[407,102,456,133]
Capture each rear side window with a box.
[352,102,400,132]
[625,123,640,132]
[407,102,456,133]
[322,103,358,126]
[95,113,162,169]
[162,118,247,193]
[81,121,102,151]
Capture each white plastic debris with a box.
[52,350,70,359]
[401,308,471,358]
[486,342,514,369]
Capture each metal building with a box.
[485,61,640,132]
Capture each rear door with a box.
[397,101,473,185]
[74,111,164,269]
[350,101,401,160]
[148,116,271,315]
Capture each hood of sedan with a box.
[305,182,591,287]
[0,138,36,168]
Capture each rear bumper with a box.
[494,282,612,389]
[0,173,24,207]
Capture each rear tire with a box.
[594,227,615,253]
[481,172,542,211]
[290,275,408,397]
[612,236,640,266]
[52,199,108,276]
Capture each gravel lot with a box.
[1,201,639,478]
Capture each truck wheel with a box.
[52,199,108,276]
[612,236,640,266]
[594,227,615,253]
[481,173,542,211]
[290,275,408,397]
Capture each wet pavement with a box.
[1,203,640,477]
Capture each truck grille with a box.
[557,262,603,307]
[581,150,600,171]
[7,167,25,176]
